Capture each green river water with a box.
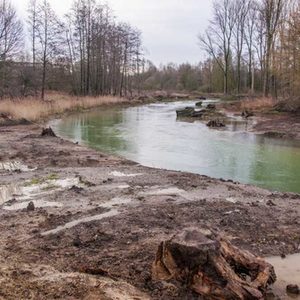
[50,100,300,193]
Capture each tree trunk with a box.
[41,5,48,101]
[251,61,255,94]
[237,56,241,94]
[224,71,228,95]
[152,229,276,300]
[41,52,46,100]
[263,41,271,97]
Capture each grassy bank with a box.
[221,97,276,112]
[0,92,127,122]
[223,96,300,114]
[241,97,275,111]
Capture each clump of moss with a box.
[24,174,60,186]
[24,178,43,186]
[47,174,59,180]
[42,184,59,191]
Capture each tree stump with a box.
[41,127,56,137]
[152,229,276,299]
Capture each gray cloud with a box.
[11,0,212,65]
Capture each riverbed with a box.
[51,100,300,193]
[0,123,299,299]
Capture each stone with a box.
[72,237,82,247]
[286,284,300,295]
[206,104,216,110]
[207,119,225,128]
[69,185,84,193]
[266,199,276,206]
[27,201,35,212]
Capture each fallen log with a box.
[152,229,276,299]
[176,107,195,117]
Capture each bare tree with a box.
[27,0,38,94]
[68,0,143,96]
[233,0,250,94]
[36,0,64,100]
[260,0,283,97]
[199,0,236,94]
[0,0,23,60]
[245,1,258,93]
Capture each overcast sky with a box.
[11,0,212,65]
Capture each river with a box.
[50,100,300,194]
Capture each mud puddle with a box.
[0,177,80,210]
[4,200,63,211]
[0,161,36,172]
[139,186,193,201]
[267,253,300,299]
[100,197,132,208]
[110,171,143,177]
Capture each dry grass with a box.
[241,97,276,111]
[0,92,127,122]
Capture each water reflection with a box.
[50,101,300,193]
[52,111,129,153]
[267,254,300,299]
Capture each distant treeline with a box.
[0,0,143,99]
[199,0,300,102]
[140,0,300,103]
[1,0,300,102]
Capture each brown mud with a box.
[251,113,300,140]
[220,101,300,140]
[0,124,299,299]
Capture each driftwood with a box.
[152,229,276,299]
[176,107,195,117]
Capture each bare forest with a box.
[143,0,300,106]
[0,0,300,106]
[0,0,143,99]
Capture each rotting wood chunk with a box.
[41,127,56,137]
[152,228,276,300]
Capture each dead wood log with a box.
[152,229,276,300]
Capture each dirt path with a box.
[0,125,299,299]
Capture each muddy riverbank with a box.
[220,100,300,140]
[51,100,300,194]
[0,124,299,299]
